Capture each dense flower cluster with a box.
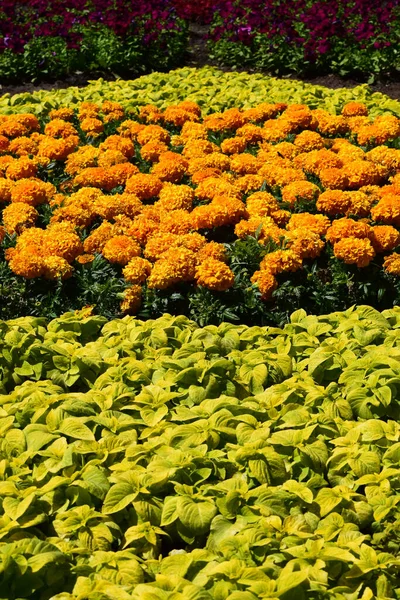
[1,98,400,315]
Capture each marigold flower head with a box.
[160,209,193,235]
[293,149,343,176]
[0,156,14,175]
[271,209,291,227]
[42,256,74,280]
[140,140,169,162]
[258,166,307,188]
[220,137,248,155]
[7,247,44,278]
[0,135,9,154]
[163,106,199,127]
[182,139,218,159]
[102,235,141,265]
[0,178,13,203]
[97,150,128,169]
[180,122,208,141]
[156,183,194,212]
[191,168,222,185]
[294,130,325,152]
[343,160,386,189]
[44,119,78,139]
[230,153,259,175]
[122,256,152,284]
[43,225,84,262]
[367,146,400,171]
[287,213,331,236]
[341,102,369,117]
[260,249,302,274]
[316,190,351,216]
[148,248,197,289]
[312,110,348,136]
[344,190,375,217]
[195,258,235,291]
[76,253,95,265]
[138,104,164,123]
[281,181,319,207]
[137,125,170,146]
[197,241,227,263]
[326,218,372,244]
[49,108,75,121]
[38,135,78,161]
[370,225,400,253]
[2,202,38,233]
[383,252,400,275]
[126,216,160,245]
[83,221,115,253]
[195,177,240,201]
[236,175,264,194]
[79,102,100,118]
[0,118,29,138]
[285,229,325,259]
[333,236,375,267]
[125,173,164,200]
[144,232,180,261]
[319,168,349,191]
[370,195,400,225]
[117,119,146,140]
[103,111,125,124]
[99,135,135,159]
[8,136,38,157]
[74,167,116,191]
[11,178,55,206]
[151,154,188,183]
[6,157,37,180]
[120,285,142,314]
[250,269,277,300]
[80,117,104,136]
[108,163,139,187]
[102,100,124,115]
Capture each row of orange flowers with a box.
[0,98,400,313]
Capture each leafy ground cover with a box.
[0,305,400,599]
[0,0,188,83]
[0,95,400,323]
[2,68,400,118]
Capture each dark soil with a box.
[2,22,400,101]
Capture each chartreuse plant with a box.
[1,66,400,118]
[1,304,400,598]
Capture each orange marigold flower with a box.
[343,160,386,189]
[182,139,218,160]
[137,125,170,146]
[383,252,400,275]
[312,110,348,135]
[345,190,375,217]
[138,104,164,123]
[74,167,116,191]
[97,150,128,168]
[108,163,139,187]
[151,154,188,184]
[49,108,75,121]
[281,181,319,207]
[326,218,372,244]
[285,229,325,259]
[180,121,208,141]
[370,195,400,225]
[294,130,325,152]
[341,102,368,117]
[287,213,331,235]
[293,149,343,176]
[122,256,152,284]
[117,119,146,139]
[43,256,74,280]
[148,247,198,288]
[160,209,193,235]
[120,285,142,314]
[197,241,227,263]
[0,118,29,138]
[83,221,115,253]
[125,173,163,200]
[126,216,160,245]
[195,258,235,291]
[271,209,291,227]
[140,140,169,162]
[102,100,124,115]
[64,146,100,175]
[102,235,141,265]
[316,190,351,216]
[0,156,15,175]
[157,182,194,211]
[220,137,248,154]
[191,168,222,185]
[7,247,44,278]
[260,249,302,274]
[370,225,400,253]
[80,117,104,136]
[99,135,135,159]
[319,167,349,190]
[38,135,79,161]
[0,135,9,154]
[250,269,277,300]
[366,146,400,171]
[230,153,259,175]
[333,236,375,267]
[2,202,38,233]
[258,166,307,188]
[44,119,78,139]
[6,157,37,180]
[8,136,38,156]
[144,232,180,261]
[246,192,279,217]
[236,174,264,194]
[163,106,199,127]
[11,178,55,206]
[76,253,95,264]
[0,178,13,203]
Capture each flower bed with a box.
[1,306,400,599]
[2,68,400,120]
[208,0,400,79]
[0,95,400,324]
[0,0,188,82]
